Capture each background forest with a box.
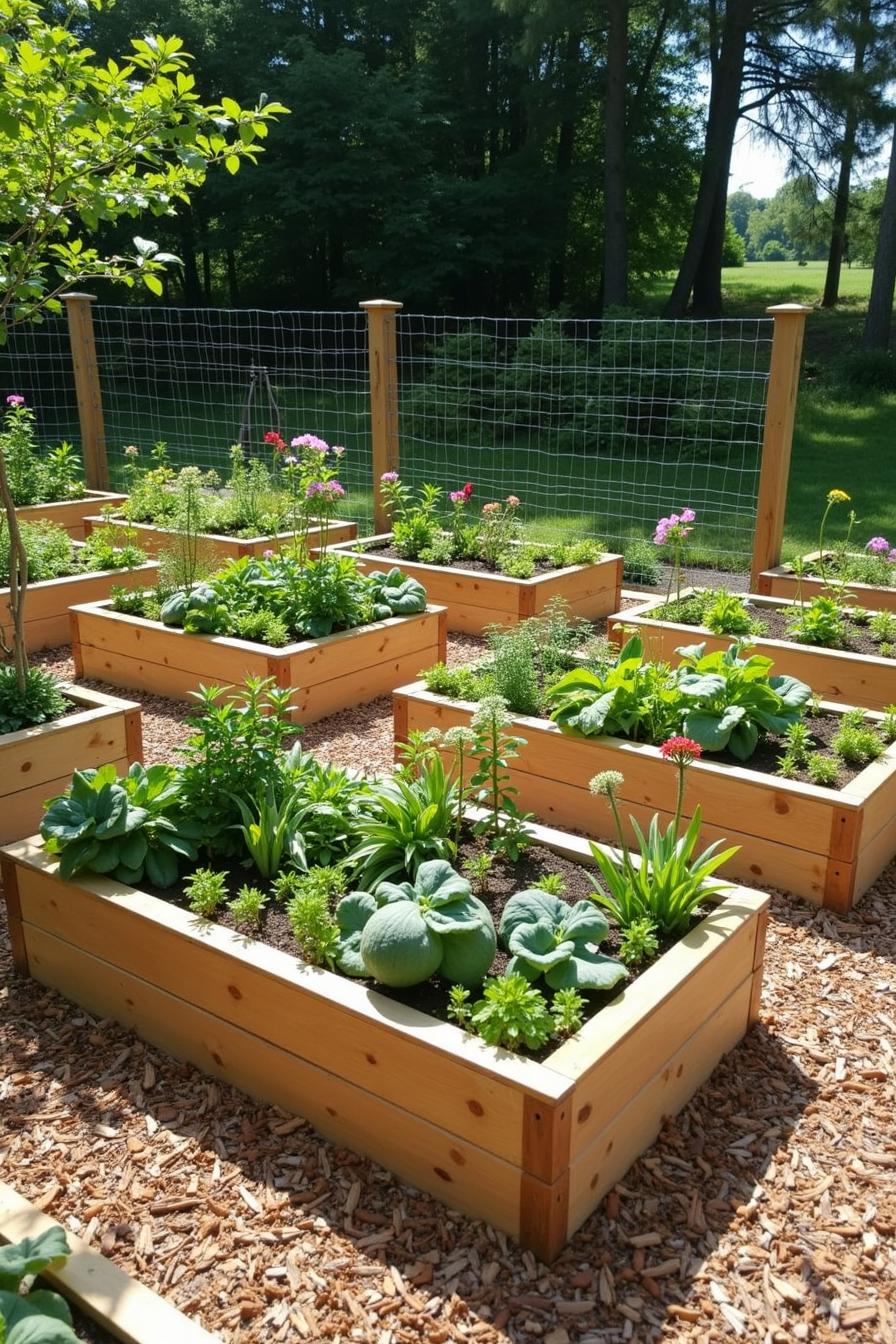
[74,0,896,339]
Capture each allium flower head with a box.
[659,736,702,765]
[589,770,624,797]
[471,694,512,731]
[443,725,476,749]
[866,536,890,555]
[5,394,25,407]
[380,470,399,484]
[827,489,850,504]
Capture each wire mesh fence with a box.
[0,305,776,570]
[396,314,774,569]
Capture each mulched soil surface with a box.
[1,632,894,1343]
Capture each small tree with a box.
[0,0,286,699]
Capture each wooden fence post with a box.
[749,303,811,591]
[360,299,402,533]
[63,292,109,490]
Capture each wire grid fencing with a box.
[92,306,375,526]
[396,314,774,569]
[0,306,776,570]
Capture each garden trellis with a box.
[0,298,808,579]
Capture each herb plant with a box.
[469,695,532,858]
[286,868,343,966]
[229,884,267,927]
[469,974,554,1050]
[185,867,228,916]
[618,917,660,966]
[0,664,67,734]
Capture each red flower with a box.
[463,482,473,499]
[659,736,702,764]
[264,430,286,452]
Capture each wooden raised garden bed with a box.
[2,556,158,653]
[0,1182,217,1343]
[71,599,447,724]
[0,685,141,847]
[757,550,896,613]
[1,820,768,1263]
[16,491,128,541]
[394,682,896,913]
[609,587,896,712]
[85,514,358,561]
[333,534,623,634]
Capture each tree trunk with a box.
[664,0,753,318]
[862,122,896,350]
[692,175,728,315]
[602,0,628,310]
[548,30,581,310]
[822,11,868,308]
[226,249,240,306]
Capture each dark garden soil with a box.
[359,539,559,576]
[655,597,895,660]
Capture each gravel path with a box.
[2,633,893,1343]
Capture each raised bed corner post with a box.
[63,293,109,491]
[360,299,402,534]
[750,303,811,593]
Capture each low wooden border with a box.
[394,682,896,913]
[2,556,158,653]
[71,599,447,724]
[84,515,358,561]
[609,586,896,711]
[758,550,896,613]
[0,1182,218,1343]
[0,685,142,846]
[1,821,768,1262]
[16,491,128,541]
[332,534,623,634]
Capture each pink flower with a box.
[659,736,702,764]
[449,490,467,504]
[380,471,399,484]
[291,433,330,453]
[680,508,696,523]
[331,445,346,458]
[866,536,891,555]
[482,502,501,515]
[505,495,520,508]
[306,480,345,500]
[123,444,139,458]
[263,549,275,559]
[5,394,25,407]
[890,550,896,564]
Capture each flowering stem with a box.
[606,791,636,884]
[672,761,686,837]
[817,499,834,584]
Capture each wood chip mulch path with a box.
[1,636,894,1343]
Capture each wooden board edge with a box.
[1,856,28,973]
[0,1182,220,1343]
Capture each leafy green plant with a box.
[0,665,67,735]
[41,763,202,887]
[420,661,485,701]
[499,888,626,990]
[231,783,307,879]
[469,973,554,1051]
[469,695,532,857]
[807,755,839,787]
[831,709,884,766]
[367,567,428,619]
[532,873,567,896]
[551,987,587,1036]
[461,851,494,895]
[185,867,228,917]
[334,859,496,987]
[701,589,758,637]
[286,868,344,966]
[880,705,896,743]
[496,546,536,579]
[447,983,472,1027]
[546,634,681,743]
[282,748,372,868]
[786,595,847,647]
[350,754,457,887]
[0,1225,78,1344]
[228,884,267,927]
[379,477,442,559]
[77,522,146,574]
[869,611,896,644]
[674,642,811,760]
[0,520,73,585]
[621,537,661,586]
[618,916,660,966]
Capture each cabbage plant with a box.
[499,889,627,991]
[334,859,496,987]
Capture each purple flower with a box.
[291,433,330,453]
[449,490,467,504]
[306,480,345,500]
[263,549,275,559]
[380,471,399,484]
[866,536,891,555]
[890,549,896,564]
[680,508,696,523]
[5,394,25,407]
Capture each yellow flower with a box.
[827,489,850,504]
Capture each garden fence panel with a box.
[395,313,774,570]
[1,306,777,571]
